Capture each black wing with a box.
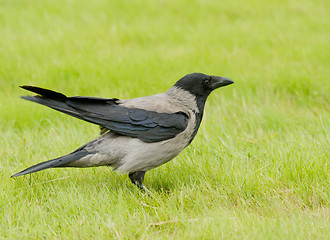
[20,86,189,143]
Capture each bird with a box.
[11,73,234,190]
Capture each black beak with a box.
[210,76,234,90]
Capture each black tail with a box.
[11,150,89,177]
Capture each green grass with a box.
[1,0,329,239]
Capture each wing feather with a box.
[21,86,189,143]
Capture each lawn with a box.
[0,0,329,239]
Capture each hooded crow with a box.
[11,73,234,190]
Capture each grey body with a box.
[65,87,198,173]
[12,73,234,189]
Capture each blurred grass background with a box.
[0,0,329,239]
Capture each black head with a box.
[174,73,234,97]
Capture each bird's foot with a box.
[129,171,146,190]
[128,171,154,197]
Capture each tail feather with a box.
[11,150,89,178]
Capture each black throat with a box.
[187,95,208,145]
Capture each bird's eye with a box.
[203,78,211,85]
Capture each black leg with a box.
[128,171,146,190]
